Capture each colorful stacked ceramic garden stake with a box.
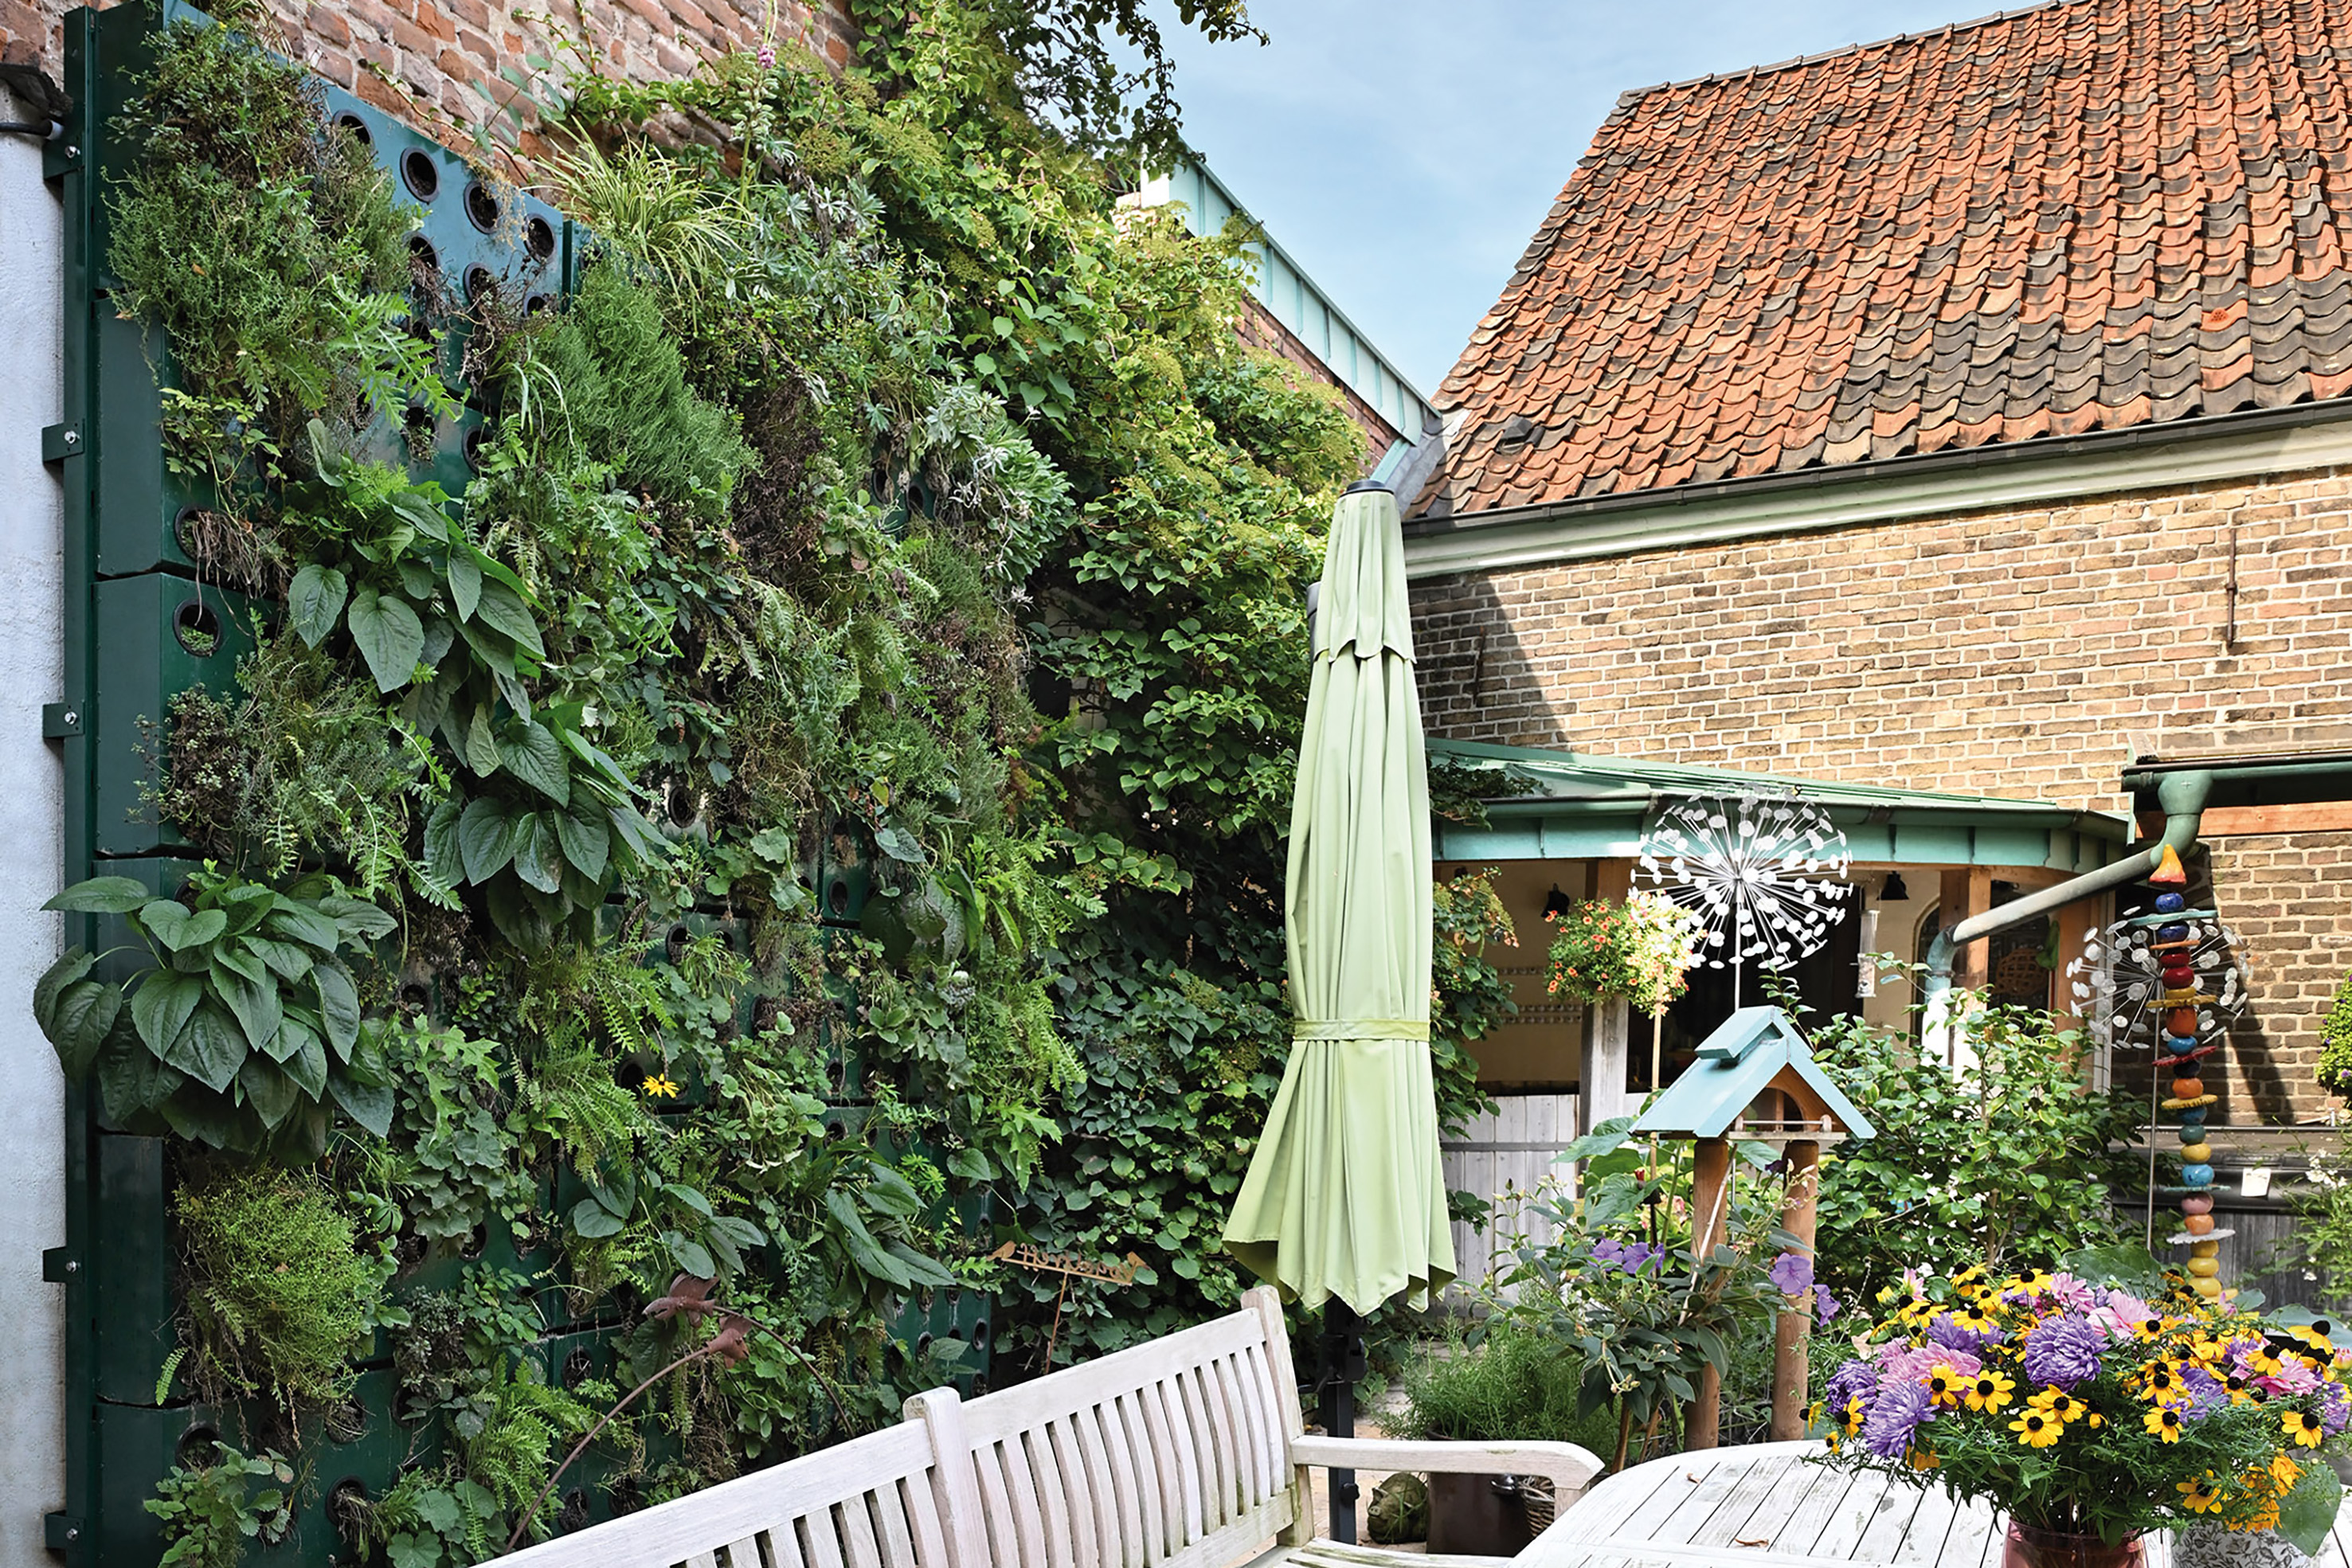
[2146,847,2228,1300]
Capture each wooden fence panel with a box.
[1441,1094,1578,1304]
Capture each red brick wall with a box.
[2,0,858,151]
[1410,464,2352,1121]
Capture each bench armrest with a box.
[1286,1435,1604,1499]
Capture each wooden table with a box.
[1525,1441,2352,1567]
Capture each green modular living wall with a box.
[42,9,992,1560]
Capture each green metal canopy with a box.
[1223,485,1456,1315]
[1430,738,2131,873]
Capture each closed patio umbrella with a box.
[1223,479,1453,1539]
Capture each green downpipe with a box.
[1920,770,2214,1042]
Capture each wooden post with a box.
[1938,866,1994,991]
[1768,1138,1822,1441]
[1580,858,1638,1135]
[1685,1135,1732,1449]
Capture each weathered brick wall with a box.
[2201,830,2352,1123]
[1411,464,2352,1121]
[1234,298,1403,460]
[1414,468,2352,807]
[2,0,858,152]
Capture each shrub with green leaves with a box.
[36,866,396,1153]
[147,1442,295,1568]
[1807,989,2143,1302]
[2317,968,2352,1095]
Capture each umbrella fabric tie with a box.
[1292,1019,1428,1041]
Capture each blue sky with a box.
[1158,0,1993,397]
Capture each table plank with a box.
[1720,1455,1853,1556]
[1643,1455,1760,1546]
[1783,1469,1892,1558]
[1683,1453,1808,1550]
[1542,1459,1685,1545]
[1879,1477,1959,1567]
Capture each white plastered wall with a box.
[0,77,68,1568]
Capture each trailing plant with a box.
[176,1166,386,1413]
[1543,890,1700,1017]
[37,867,397,1153]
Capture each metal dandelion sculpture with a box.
[1635,793,1852,1007]
[2066,901,2249,1054]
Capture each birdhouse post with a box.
[1630,1006,1873,1449]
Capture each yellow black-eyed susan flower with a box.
[2143,1406,2186,1443]
[2011,1410,2062,1448]
[2176,1476,2225,1515]
[2286,1409,2327,1449]
[1966,1371,2015,1413]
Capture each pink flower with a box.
[1877,1342,1981,1382]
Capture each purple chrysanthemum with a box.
[2020,1315,2107,1390]
[1928,1313,1998,1354]
[1861,1376,1932,1459]
[1769,1252,1814,1296]
[2178,1367,2229,1421]
[1825,1359,1878,1417]
[2323,1380,2351,1437]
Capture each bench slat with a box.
[840,1492,886,1568]
[1148,1372,1205,1547]
[1070,1402,1126,1568]
[1087,1393,1146,1568]
[1049,1415,1102,1568]
[803,1507,851,1568]
[1110,1390,1164,1566]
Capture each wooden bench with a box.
[493,1286,1602,1568]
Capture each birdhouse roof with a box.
[1630,1006,1875,1140]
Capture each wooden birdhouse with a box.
[1630,1006,1874,1449]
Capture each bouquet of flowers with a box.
[1544,890,1701,1017]
[1817,1261,2347,1558]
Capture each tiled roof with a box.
[1419,0,2352,518]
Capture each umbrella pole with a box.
[1320,1301,1364,1543]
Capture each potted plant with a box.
[1815,1255,2348,1566]
[1395,1323,1617,1552]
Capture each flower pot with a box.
[1426,1471,1532,1556]
[2172,1523,2315,1568]
[2002,1520,2145,1568]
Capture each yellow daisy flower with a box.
[1965,1371,2016,1413]
[2271,1453,2303,1493]
[2143,1406,2186,1443]
[2285,1409,2327,1449]
[643,1073,681,1099]
[2142,1363,2186,1404]
[2012,1410,2063,1448]
[1922,1363,1969,1410]
[2177,1476,2225,1515]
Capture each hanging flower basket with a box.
[1544,890,1700,1017]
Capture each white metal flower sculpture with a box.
[1634,792,1851,1005]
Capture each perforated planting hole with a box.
[525,293,552,315]
[828,877,851,917]
[399,148,439,201]
[526,214,557,260]
[463,264,495,303]
[175,1426,222,1468]
[562,1347,594,1387]
[462,425,487,469]
[464,178,500,233]
[332,111,371,146]
[174,599,221,655]
[559,1489,591,1533]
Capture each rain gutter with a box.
[1920,770,2214,1056]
